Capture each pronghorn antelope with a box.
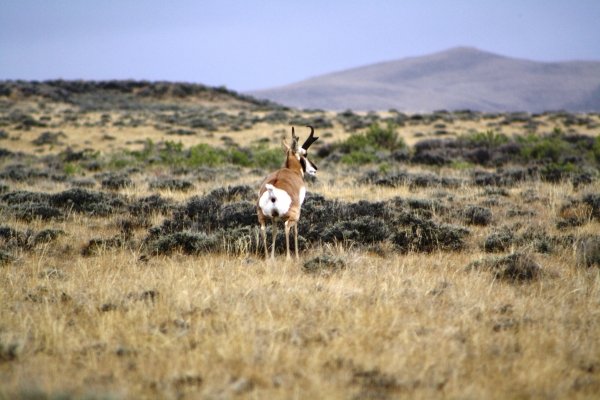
[257,126,319,259]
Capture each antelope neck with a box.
[285,151,304,175]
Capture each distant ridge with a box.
[0,79,280,110]
[249,47,600,112]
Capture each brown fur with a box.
[257,148,306,259]
[258,169,303,224]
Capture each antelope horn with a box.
[301,125,319,150]
[290,127,299,151]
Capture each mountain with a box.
[249,47,600,112]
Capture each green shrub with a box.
[108,153,138,169]
[593,136,600,163]
[336,122,406,165]
[364,122,405,150]
[103,140,288,170]
[228,148,252,167]
[251,145,283,169]
[63,162,82,176]
[340,151,378,165]
[517,133,569,162]
[464,130,509,148]
[339,133,371,153]
[450,160,475,170]
[156,141,185,165]
[131,139,155,162]
[540,162,579,182]
[187,143,226,167]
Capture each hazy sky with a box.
[1,0,599,91]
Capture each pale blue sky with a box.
[1,0,599,91]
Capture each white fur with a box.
[259,183,292,218]
[299,186,306,205]
[304,158,317,176]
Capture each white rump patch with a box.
[259,184,292,218]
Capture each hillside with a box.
[249,47,600,112]
[0,79,279,111]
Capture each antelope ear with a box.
[281,139,290,153]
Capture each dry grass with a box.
[2,245,600,399]
[2,96,600,399]
[1,175,600,399]
[9,108,596,156]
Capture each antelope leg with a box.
[271,220,277,259]
[294,224,299,259]
[284,220,291,260]
[260,223,268,259]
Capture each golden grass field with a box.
[1,83,600,399]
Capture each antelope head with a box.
[298,125,319,176]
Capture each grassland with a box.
[1,81,600,399]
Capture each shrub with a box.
[251,144,283,169]
[131,139,156,162]
[517,132,569,163]
[63,162,82,176]
[336,109,373,131]
[228,148,252,167]
[582,193,600,219]
[32,228,65,246]
[108,153,138,169]
[303,254,346,274]
[9,203,63,221]
[539,162,578,182]
[364,122,405,150]
[51,187,126,215]
[321,216,390,244]
[187,143,226,167]
[340,151,379,165]
[31,131,65,146]
[575,236,600,267]
[81,236,124,256]
[450,160,475,170]
[483,230,514,252]
[391,212,469,253]
[149,178,194,192]
[467,253,542,282]
[339,133,371,154]
[461,205,493,226]
[463,130,509,148]
[129,194,174,216]
[218,201,257,229]
[149,231,219,255]
[101,174,133,190]
[592,136,600,163]
[337,123,406,165]
[0,250,14,265]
